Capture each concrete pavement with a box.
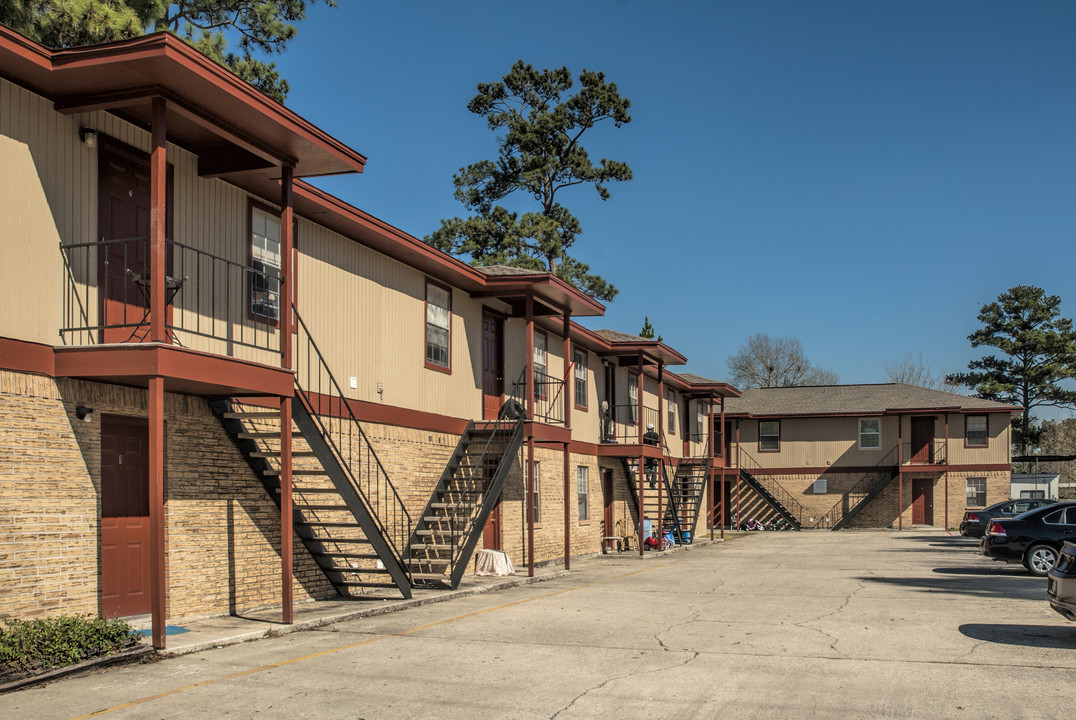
[3,529,1074,719]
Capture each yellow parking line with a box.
[70,560,677,719]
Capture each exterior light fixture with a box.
[78,127,98,147]
[75,405,94,422]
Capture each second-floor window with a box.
[759,420,780,451]
[534,331,548,398]
[696,402,706,441]
[250,205,281,321]
[666,389,676,434]
[966,415,988,447]
[574,349,587,409]
[859,418,881,449]
[425,282,451,371]
[628,373,638,424]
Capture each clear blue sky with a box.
[271,1,1076,398]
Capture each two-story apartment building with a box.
[719,384,1020,531]
[0,25,739,647]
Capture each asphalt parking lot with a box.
[3,529,1074,719]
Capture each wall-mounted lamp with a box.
[75,405,94,422]
[78,127,98,148]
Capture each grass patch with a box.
[0,614,142,677]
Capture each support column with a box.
[149,97,167,344]
[735,421,741,527]
[527,436,535,577]
[719,395,726,540]
[638,450,645,556]
[279,165,294,624]
[148,375,166,649]
[898,415,904,531]
[563,445,571,570]
[563,312,572,430]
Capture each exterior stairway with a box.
[407,401,526,589]
[667,460,708,543]
[736,465,804,530]
[212,397,412,598]
[817,448,900,530]
[620,457,683,544]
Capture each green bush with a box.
[0,615,142,673]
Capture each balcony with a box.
[901,440,948,466]
[510,368,568,425]
[600,404,661,445]
[60,237,282,361]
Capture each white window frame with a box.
[628,373,638,424]
[250,205,281,321]
[425,281,451,370]
[577,466,589,521]
[666,389,676,434]
[966,477,987,507]
[531,460,540,523]
[859,418,881,450]
[574,349,587,409]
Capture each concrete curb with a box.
[0,644,154,694]
[158,568,573,657]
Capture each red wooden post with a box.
[563,312,572,430]
[525,295,535,575]
[149,97,167,344]
[279,165,294,624]
[527,436,535,577]
[563,446,570,570]
[148,375,166,649]
[898,415,904,531]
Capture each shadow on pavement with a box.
[857,574,1045,601]
[959,623,1076,649]
[931,566,1028,577]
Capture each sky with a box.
[268,1,1076,406]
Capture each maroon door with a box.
[481,311,504,420]
[482,496,502,552]
[911,478,934,525]
[909,417,935,464]
[97,140,174,343]
[100,416,151,617]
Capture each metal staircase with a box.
[620,456,685,544]
[736,450,805,530]
[407,400,525,589]
[211,307,414,599]
[817,448,900,530]
[668,460,708,543]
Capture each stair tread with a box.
[223,411,282,419]
[338,581,401,588]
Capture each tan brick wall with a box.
[0,371,334,623]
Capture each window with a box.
[628,374,638,424]
[859,418,881,449]
[966,415,988,447]
[250,205,281,321]
[1019,490,1046,500]
[533,331,548,398]
[696,402,706,441]
[966,477,986,507]
[574,349,588,409]
[666,389,676,434]
[759,420,780,451]
[577,466,589,521]
[425,282,451,371]
[530,461,540,523]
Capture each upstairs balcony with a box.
[510,367,570,426]
[902,439,948,467]
[600,404,661,445]
[56,237,292,397]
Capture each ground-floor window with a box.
[966,477,987,507]
[531,461,540,523]
[577,466,589,521]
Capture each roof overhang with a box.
[0,26,365,191]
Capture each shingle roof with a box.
[725,383,1020,416]
[592,329,650,343]
[675,373,722,385]
[478,264,545,277]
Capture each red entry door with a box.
[909,417,935,464]
[97,141,174,343]
[481,312,504,421]
[911,478,934,526]
[100,416,151,617]
[602,468,615,534]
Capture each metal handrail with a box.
[814,446,900,529]
[509,367,568,425]
[738,448,808,525]
[901,440,948,465]
[292,307,412,576]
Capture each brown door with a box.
[481,311,504,420]
[100,415,151,617]
[602,468,615,534]
[481,454,502,551]
[910,417,934,464]
[911,478,934,525]
[97,140,174,343]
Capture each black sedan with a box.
[1048,542,1076,621]
[959,498,1056,538]
[980,502,1076,576]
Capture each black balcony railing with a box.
[510,367,569,425]
[902,440,947,465]
[60,237,281,354]
[599,404,660,444]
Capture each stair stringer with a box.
[738,468,803,530]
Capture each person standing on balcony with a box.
[643,423,659,488]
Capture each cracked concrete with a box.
[3,530,1075,719]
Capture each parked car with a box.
[959,498,1057,538]
[1047,542,1076,621]
[980,502,1076,576]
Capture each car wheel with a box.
[1025,544,1059,577]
